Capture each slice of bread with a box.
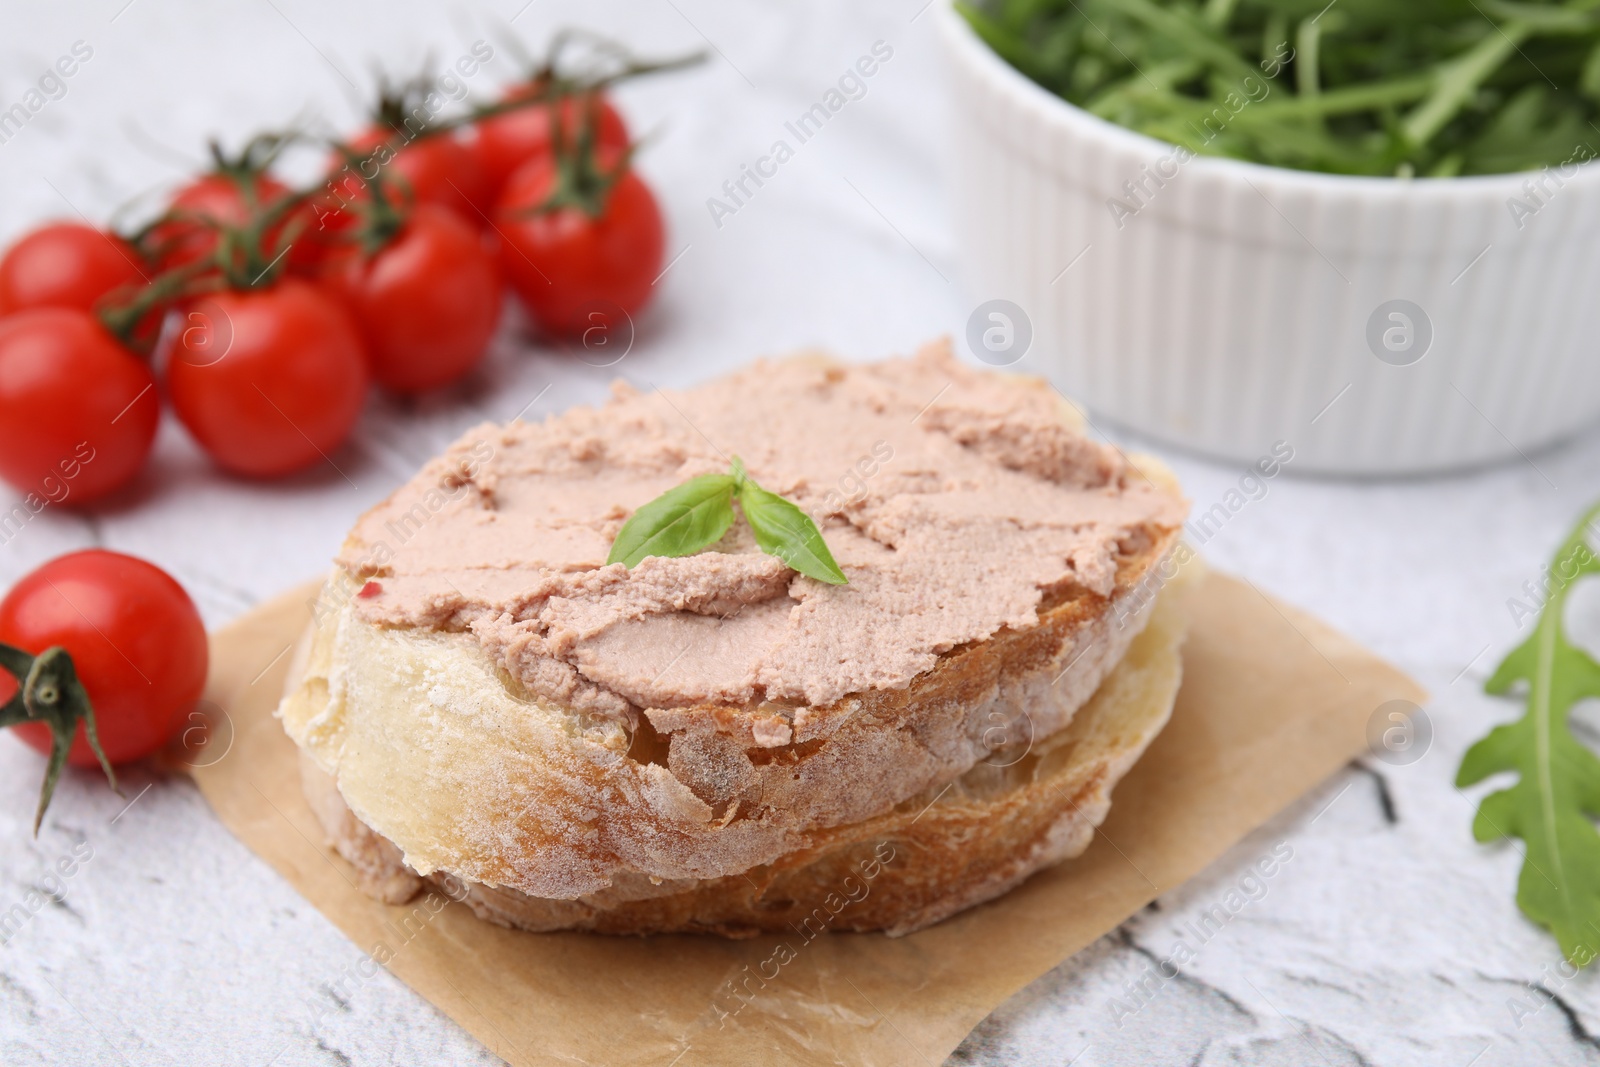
[296,565,1190,937]
[276,349,1192,936]
[282,522,1177,899]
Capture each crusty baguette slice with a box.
[281,522,1178,903]
[282,351,1189,906]
[297,561,1193,937]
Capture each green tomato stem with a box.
[0,644,119,837]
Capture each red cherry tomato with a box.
[0,223,147,318]
[1,550,207,767]
[319,204,502,393]
[0,308,158,505]
[472,90,629,206]
[152,172,320,272]
[326,127,487,228]
[163,279,368,478]
[494,149,664,337]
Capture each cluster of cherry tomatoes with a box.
[0,41,679,503]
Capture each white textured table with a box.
[2,3,1599,1065]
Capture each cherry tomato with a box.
[319,204,502,393]
[325,127,487,229]
[472,90,628,206]
[1,550,207,767]
[494,149,664,337]
[151,172,320,272]
[0,309,158,505]
[0,223,147,319]
[163,279,368,478]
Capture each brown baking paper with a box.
[190,571,1423,1066]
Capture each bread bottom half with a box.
[298,575,1190,938]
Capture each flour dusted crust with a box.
[276,348,1192,935]
[295,567,1191,936]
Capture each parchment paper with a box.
[190,571,1423,1066]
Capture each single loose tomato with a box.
[472,90,628,206]
[163,279,368,478]
[1,550,207,767]
[151,172,320,272]
[319,204,502,393]
[0,223,147,318]
[494,148,664,337]
[0,308,158,505]
[326,127,487,228]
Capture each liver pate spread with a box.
[338,341,1187,719]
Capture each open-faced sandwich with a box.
[278,340,1192,937]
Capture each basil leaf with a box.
[605,459,849,585]
[737,480,848,585]
[607,474,737,568]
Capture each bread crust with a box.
[279,525,1179,902]
[299,571,1189,936]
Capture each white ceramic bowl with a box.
[936,1,1600,475]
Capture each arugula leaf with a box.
[607,459,848,584]
[606,473,737,567]
[736,474,849,586]
[1458,501,1600,966]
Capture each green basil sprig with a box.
[606,457,848,585]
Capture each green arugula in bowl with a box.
[958,0,1600,176]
